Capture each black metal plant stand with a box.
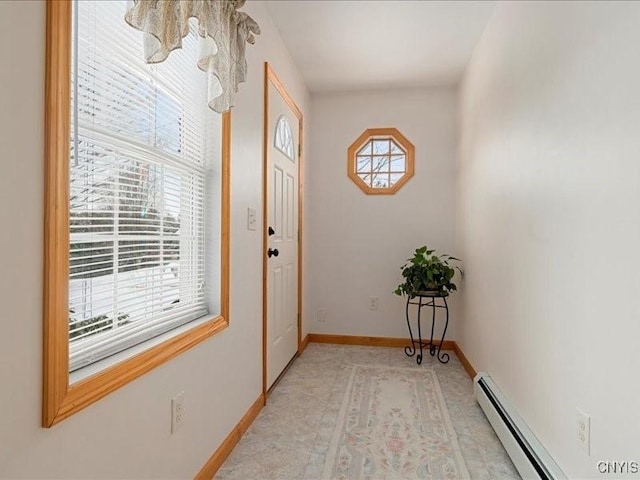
[404,291,450,364]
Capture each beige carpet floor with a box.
[215,343,520,480]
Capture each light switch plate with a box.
[247,207,257,231]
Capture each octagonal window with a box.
[347,128,415,194]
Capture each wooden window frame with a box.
[43,1,230,427]
[347,128,415,195]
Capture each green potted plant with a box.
[394,246,463,298]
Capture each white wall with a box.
[306,89,459,339]
[0,1,308,477]
[457,1,640,478]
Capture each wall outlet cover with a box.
[369,296,379,310]
[171,392,185,434]
[577,407,590,455]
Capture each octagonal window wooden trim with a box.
[347,128,415,195]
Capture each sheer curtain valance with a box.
[125,0,260,113]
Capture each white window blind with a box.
[69,1,221,372]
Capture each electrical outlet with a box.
[317,309,327,323]
[577,408,590,455]
[369,296,379,310]
[171,392,185,434]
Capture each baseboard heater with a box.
[474,373,567,480]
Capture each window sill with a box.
[70,314,225,384]
[46,315,228,427]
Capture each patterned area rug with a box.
[306,365,470,480]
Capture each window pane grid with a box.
[354,138,407,188]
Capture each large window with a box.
[43,1,230,426]
[347,128,415,195]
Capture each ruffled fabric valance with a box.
[125,0,260,113]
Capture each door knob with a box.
[267,248,279,258]
[268,226,275,236]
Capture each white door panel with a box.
[266,77,299,389]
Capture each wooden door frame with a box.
[262,62,304,402]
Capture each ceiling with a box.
[265,1,496,93]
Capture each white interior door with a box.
[266,79,299,389]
